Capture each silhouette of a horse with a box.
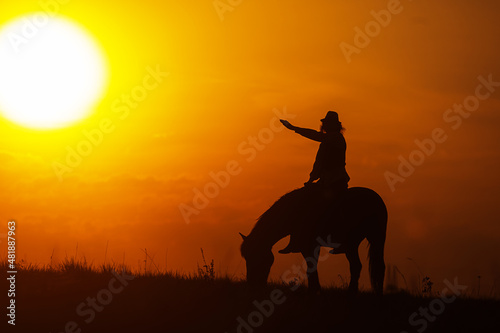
[240,185,387,294]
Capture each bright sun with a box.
[0,14,108,130]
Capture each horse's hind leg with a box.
[301,250,321,294]
[345,247,361,294]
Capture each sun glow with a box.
[0,14,108,130]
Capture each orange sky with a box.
[1,0,500,295]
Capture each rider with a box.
[278,111,350,254]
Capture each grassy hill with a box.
[3,259,499,333]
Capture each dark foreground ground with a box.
[2,263,499,333]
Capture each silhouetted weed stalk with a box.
[197,248,216,281]
[421,276,434,296]
[140,248,162,275]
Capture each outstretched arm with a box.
[280,119,326,142]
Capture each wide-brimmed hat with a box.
[321,111,340,124]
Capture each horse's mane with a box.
[250,186,322,235]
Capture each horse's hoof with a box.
[347,286,359,296]
[307,289,321,297]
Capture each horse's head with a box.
[239,232,274,288]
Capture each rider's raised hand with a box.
[280,119,295,131]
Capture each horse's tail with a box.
[367,203,387,295]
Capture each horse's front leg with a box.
[345,247,361,294]
[301,250,321,294]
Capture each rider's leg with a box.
[326,181,348,254]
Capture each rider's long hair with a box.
[321,121,345,134]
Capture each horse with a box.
[240,185,387,295]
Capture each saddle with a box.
[278,184,348,254]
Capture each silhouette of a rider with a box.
[279,111,350,254]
